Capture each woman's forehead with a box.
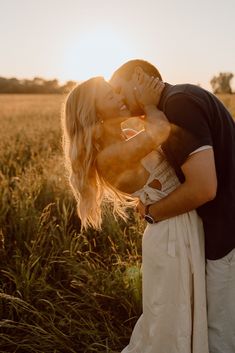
[100,81,114,96]
[96,81,113,106]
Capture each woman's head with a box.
[63,76,128,172]
[64,76,127,143]
[62,77,135,230]
[64,76,102,142]
[96,78,128,121]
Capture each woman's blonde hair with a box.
[61,77,136,230]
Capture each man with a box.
[110,59,235,353]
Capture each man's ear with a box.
[133,66,145,83]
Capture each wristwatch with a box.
[144,204,158,224]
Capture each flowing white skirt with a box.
[121,210,209,353]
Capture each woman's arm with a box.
[97,113,170,184]
[97,77,170,183]
[98,77,170,172]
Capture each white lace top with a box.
[131,148,180,205]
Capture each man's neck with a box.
[158,82,172,110]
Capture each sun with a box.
[63,27,136,82]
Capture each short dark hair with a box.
[110,59,163,81]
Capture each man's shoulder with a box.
[165,82,207,99]
[161,83,210,111]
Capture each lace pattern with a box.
[132,148,180,204]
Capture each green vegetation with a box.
[0,78,77,94]
[0,95,143,353]
[1,93,234,352]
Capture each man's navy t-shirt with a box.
[158,83,235,260]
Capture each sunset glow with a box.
[63,27,136,81]
[1,0,235,90]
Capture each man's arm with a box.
[139,148,217,220]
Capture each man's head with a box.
[110,59,163,115]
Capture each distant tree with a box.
[0,77,8,93]
[0,76,78,94]
[0,77,21,93]
[44,79,59,93]
[32,77,45,87]
[210,72,233,94]
[61,80,77,93]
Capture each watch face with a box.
[144,214,155,224]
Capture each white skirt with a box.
[121,210,209,353]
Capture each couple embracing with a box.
[62,59,235,353]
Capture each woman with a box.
[61,76,209,353]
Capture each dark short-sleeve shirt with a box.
[159,83,235,260]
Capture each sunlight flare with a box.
[63,28,136,81]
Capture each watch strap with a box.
[144,204,158,224]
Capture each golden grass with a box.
[0,92,234,352]
[217,93,235,118]
[0,93,143,353]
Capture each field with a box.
[217,93,235,117]
[0,94,144,353]
[0,93,234,353]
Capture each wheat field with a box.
[0,93,234,353]
[0,94,144,353]
[217,93,235,117]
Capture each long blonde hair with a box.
[61,77,136,230]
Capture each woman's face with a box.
[96,81,129,121]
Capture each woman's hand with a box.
[134,76,165,111]
[133,77,170,146]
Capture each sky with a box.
[1,0,235,91]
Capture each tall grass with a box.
[0,94,144,353]
[1,93,234,352]
[217,93,235,117]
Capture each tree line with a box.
[0,72,233,94]
[210,72,234,94]
[0,77,77,94]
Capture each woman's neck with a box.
[100,117,126,149]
